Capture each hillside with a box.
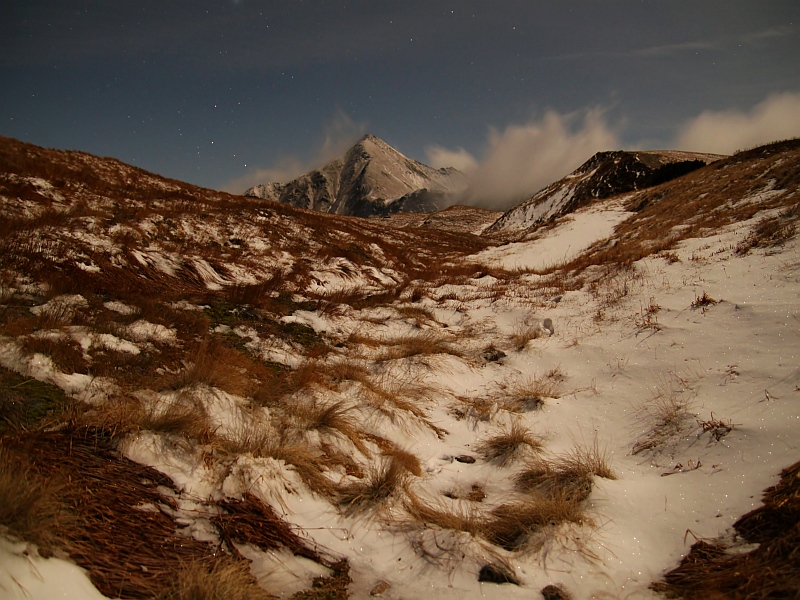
[244,134,467,218]
[1,135,799,599]
[486,149,725,236]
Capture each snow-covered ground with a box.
[2,191,797,599]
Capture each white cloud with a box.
[675,92,800,155]
[425,145,479,173]
[222,110,367,194]
[221,156,306,194]
[442,108,619,210]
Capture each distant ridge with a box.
[486,149,725,235]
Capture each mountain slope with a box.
[486,149,725,236]
[244,134,467,218]
[1,135,799,600]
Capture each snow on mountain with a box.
[244,134,468,218]
[486,149,725,236]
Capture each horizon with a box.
[1,2,799,208]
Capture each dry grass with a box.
[169,338,258,397]
[82,394,214,444]
[736,205,798,255]
[336,457,410,514]
[449,395,496,423]
[653,460,800,598]
[475,421,543,467]
[633,373,697,455]
[690,291,717,311]
[156,558,273,600]
[403,492,485,537]
[516,442,616,502]
[291,399,369,455]
[374,332,465,363]
[0,448,64,551]
[485,494,588,552]
[508,319,542,351]
[499,375,562,413]
[269,444,337,498]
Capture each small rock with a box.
[481,346,506,362]
[541,583,572,599]
[455,455,476,464]
[542,318,554,335]
[478,563,519,585]
[370,581,390,596]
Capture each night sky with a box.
[1,2,798,206]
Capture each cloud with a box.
[315,109,368,165]
[438,108,619,210]
[425,145,478,173]
[222,110,367,193]
[221,156,306,194]
[675,91,800,154]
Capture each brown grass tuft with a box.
[515,441,615,502]
[336,457,409,514]
[292,399,369,455]
[508,319,542,351]
[156,558,273,600]
[500,376,561,413]
[475,421,543,467]
[403,492,485,537]
[0,448,64,551]
[486,494,587,552]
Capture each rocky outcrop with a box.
[485,150,725,235]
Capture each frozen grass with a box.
[156,558,273,600]
[337,457,410,515]
[736,204,798,255]
[633,373,697,455]
[291,399,369,455]
[508,319,542,351]
[653,460,800,598]
[374,331,466,363]
[0,448,63,551]
[499,375,562,413]
[84,394,214,444]
[515,441,616,502]
[475,421,543,467]
[403,492,485,537]
[486,494,588,552]
[449,395,495,423]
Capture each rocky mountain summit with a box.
[486,149,725,235]
[244,134,467,218]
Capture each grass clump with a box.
[633,372,697,455]
[508,319,542,351]
[485,494,587,552]
[291,399,369,455]
[475,421,543,467]
[0,448,63,551]
[499,375,561,413]
[157,558,273,600]
[336,457,410,515]
[375,332,464,362]
[515,442,616,502]
[736,206,798,255]
[0,366,73,432]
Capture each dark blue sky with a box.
[1,1,798,198]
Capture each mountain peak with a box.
[245,134,467,218]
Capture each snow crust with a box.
[2,192,798,598]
